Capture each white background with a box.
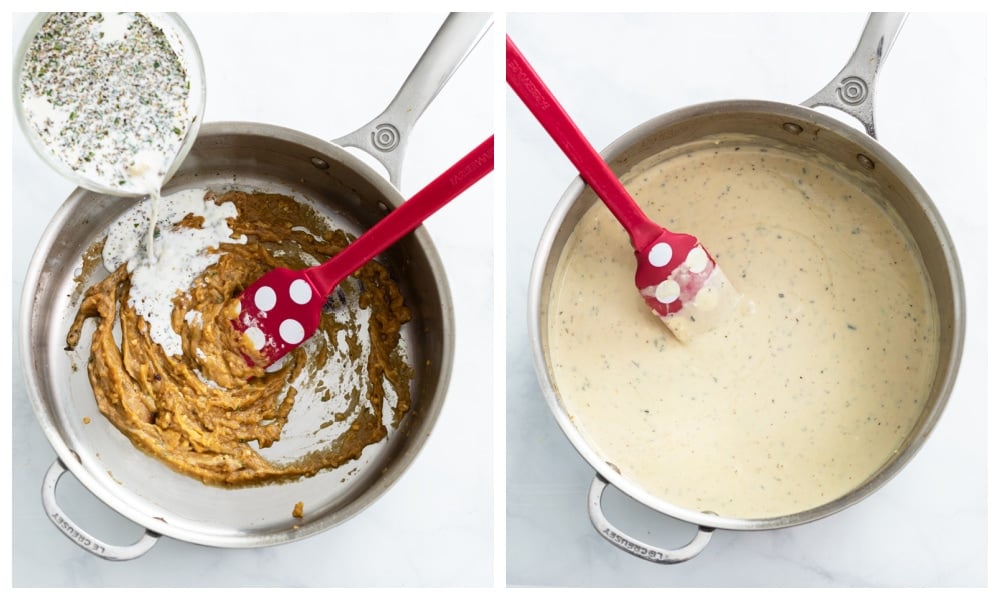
[506,13,987,586]
[10,13,494,586]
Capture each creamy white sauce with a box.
[547,136,939,519]
[92,11,134,44]
[19,12,195,195]
[21,92,71,132]
[103,188,246,357]
[20,12,201,275]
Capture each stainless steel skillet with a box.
[20,12,491,560]
[526,13,964,563]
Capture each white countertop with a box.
[11,13,494,586]
[506,13,986,586]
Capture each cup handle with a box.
[801,12,907,139]
[332,12,493,189]
[42,459,160,561]
[587,473,714,564]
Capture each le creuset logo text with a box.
[50,512,105,555]
[602,527,665,561]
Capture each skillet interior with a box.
[533,100,964,530]
[21,122,454,547]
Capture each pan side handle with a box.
[588,473,714,565]
[802,12,906,139]
[41,459,160,561]
[333,12,493,189]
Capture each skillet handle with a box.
[332,12,493,189]
[802,12,906,139]
[588,473,715,564]
[42,459,160,561]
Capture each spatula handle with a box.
[311,135,494,295]
[505,35,660,250]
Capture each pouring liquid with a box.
[18,12,198,265]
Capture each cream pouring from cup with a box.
[14,12,206,198]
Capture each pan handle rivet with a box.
[310,157,330,170]
[782,122,803,135]
[856,153,876,170]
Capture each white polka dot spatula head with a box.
[234,135,494,367]
[507,36,740,342]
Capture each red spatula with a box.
[506,36,740,342]
[234,135,494,367]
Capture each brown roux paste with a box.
[67,191,413,487]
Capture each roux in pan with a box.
[67,190,414,487]
[547,136,939,519]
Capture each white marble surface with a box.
[506,13,986,586]
[11,13,493,586]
